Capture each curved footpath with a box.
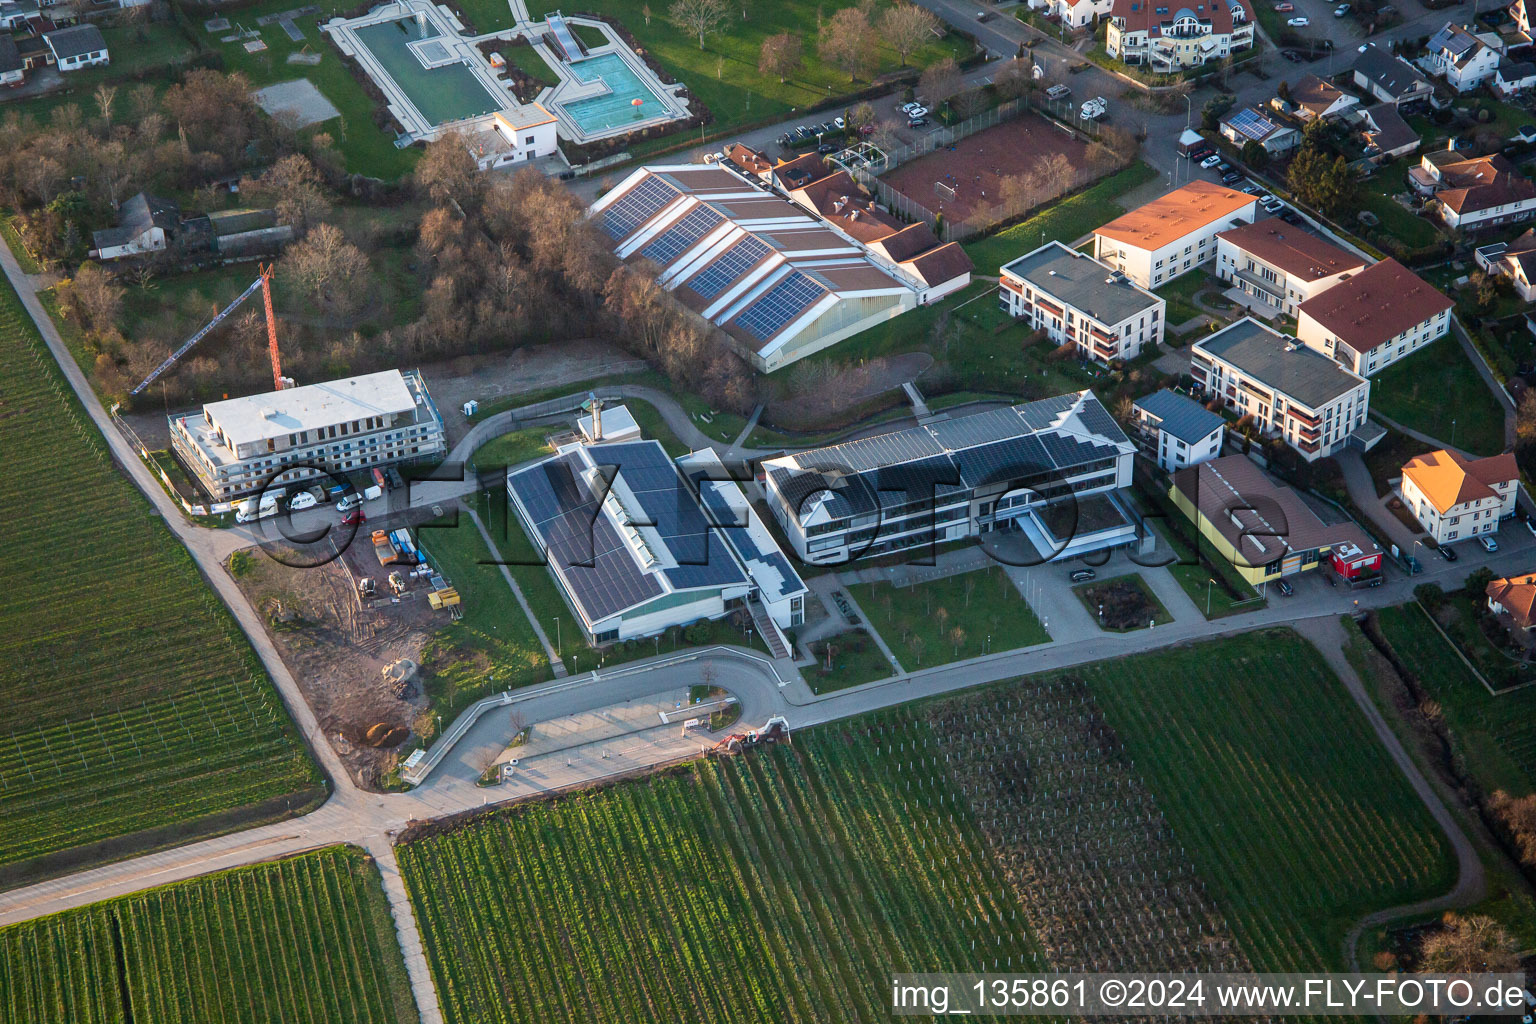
[0,238,1493,1015]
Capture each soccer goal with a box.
[934,180,956,202]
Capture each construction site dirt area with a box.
[880,113,1090,227]
[229,523,457,789]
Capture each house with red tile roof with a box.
[1411,144,1536,231]
[1295,258,1453,375]
[1104,0,1255,71]
[1486,572,1536,631]
[1214,218,1365,316]
[1092,180,1258,288]
[1401,449,1518,544]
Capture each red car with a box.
[342,508,366,526]
[1273,3,1294,10]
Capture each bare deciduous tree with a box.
[415,130,483,208]
[993,56,1033,98]
[878,3,940,65]
[669,0,729,48]
[1419,914,1519,973]
[819,7,874,81]
[280,223,370,319]
[918,56,963,110]
[93,84,117,125]
[251,154,332,234]
[758,32,803,83]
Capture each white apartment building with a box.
[1191,318,1370,462]
[1401,449,1518,544]
[1104,0,1256,70]
[761,392,1138,566]
[1093,181,1258,288]
[1295,258,1453,375]
[1132,389,1226,472]
[999,242,1165,364]
[1214,218,1365,316]
[169,369,447,501]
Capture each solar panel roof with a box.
[733,271,826,341]
[640,204,723,265]
[684,235,771,300]
[600,176,680,241]
[1226,107,1280,142]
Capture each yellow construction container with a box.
[428,588,461,610]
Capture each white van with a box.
[235,492,281,524]
[289,491,319,512]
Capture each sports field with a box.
[0,273,319,878]
[0,847,417,1023]
[881,113,1089,226]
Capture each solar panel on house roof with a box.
[685,236,771,299]
[1075,400,1130,445]
[1226,107,1279,142]
[734,271,825,341]
[639,205,723,265]
[601,176,679,241]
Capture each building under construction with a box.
[168,369,447,502]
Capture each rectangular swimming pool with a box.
[563,53,668,134]
[354,18,504,128]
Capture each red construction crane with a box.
[129,264,290,397]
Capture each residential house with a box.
[998,241,1166,364]
[1418,22,1502,92]
[760,392,1139,566]
[1401,448,1518,544]
[1494,58,1536,97]
[505,438,806,646]
[1132,389,1225,471]
[1475,228,1536,299]
[168,369,447,502]
[1352,42,1434,107]
[1218,105,1301,156]
[43,24,106,71]
[1191,317,1371,462]
[462,106,559,170]
[1093,180,1258,288]
[1486,573,1536,631]
[0,2,40,31]
[1286,74,1361,122]
[1169,454,1381,584]
[1214,217,1367,316]
[1358,102,1421,163]
[588,160,971,373]
[1409,145,1536,230]
[0,34,22,86]
[1031,0,1115,29]
[1104,0,1256,71]
[1512,0,1533,45]
[90,193,181,260]
[1296,257,1454,373]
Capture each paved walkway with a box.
[1336,448,1423,557]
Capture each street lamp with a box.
[551,616,561,656]
[1206,577,1216,616]
[1183,92,1192,128]
[1452,419,1457,448]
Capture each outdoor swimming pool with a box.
[354,17,504,127]
[562,53,668,134]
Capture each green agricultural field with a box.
[1083,629,1456,970]
[0,274,319,880]
[1368,336,1504,456]
[401,716,1044,1024]
[851,565,1049,670]
[1375,604,1536,796]
[0,847,418,1023]
[524,0,972,139]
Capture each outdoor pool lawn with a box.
[525,0,971,139]
[850,565,1049,670]
[1368,335,1504,456]
[354,18,505,127]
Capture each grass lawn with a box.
[469,424,556,471]
[1135,480,1266,619]
[525,0,973,140]
[1075,573,1171,631]
[1156,269,1216,327]
[851,565,1049,670]
[962,161,1159,272]
[1085,629,1457,970]
[0,212,40,273]
[1360,158,1442,249]
[623,398,694,456]
[1375,603,1536,796]
[453,0,524,32]
[503,42,560,90]
[806,629,893,693]
[1368,336,1504,456]
[210,0,420,178]
[1430,589,1536,692]
[1361,427,1433,497]
[0,847,418,1024]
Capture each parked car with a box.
[1242,183,1262,194]
[1480,534,1500,553]
[907,106,929,118]
[1281,49,1304,62]
[1222,171,1243,185]
[976,8,993,19]
[1200,153,1222,168]
[834,116,845,129]
[336,493,362,512]
[1280,209,1303,224]
[902,101,922,113]
[859,123,876,136]
[1405,555,1423,575]
[342,509,366,527]
[908,117,929,128]
[289,491,318,512]
[1217,161,1232,173]
[1188,146,1214,161]
[1045,84,1071,100]
[1262,197,1285,214]
[1334,3,1351,15]
[1287,16,1310,25]
[1273,2,1293,9]
[1277,579,1294,596]
[817,143,837,154]
[1439,543,1459,561]
[1069,568,1096,582]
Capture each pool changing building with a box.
[507,438,807,646]
[169,369,447,502]
[760,391,1140,566]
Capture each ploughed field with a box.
[0,847,418,1023]
[399,630,1454,1023]
[0,273,318,878]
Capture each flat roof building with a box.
[170,369,446,502]
[999,242,1166,364]
[1093,181,1258,288]
[1192,318,1370,461]
[1295,257,1453,375]
[761,391,1139,566]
